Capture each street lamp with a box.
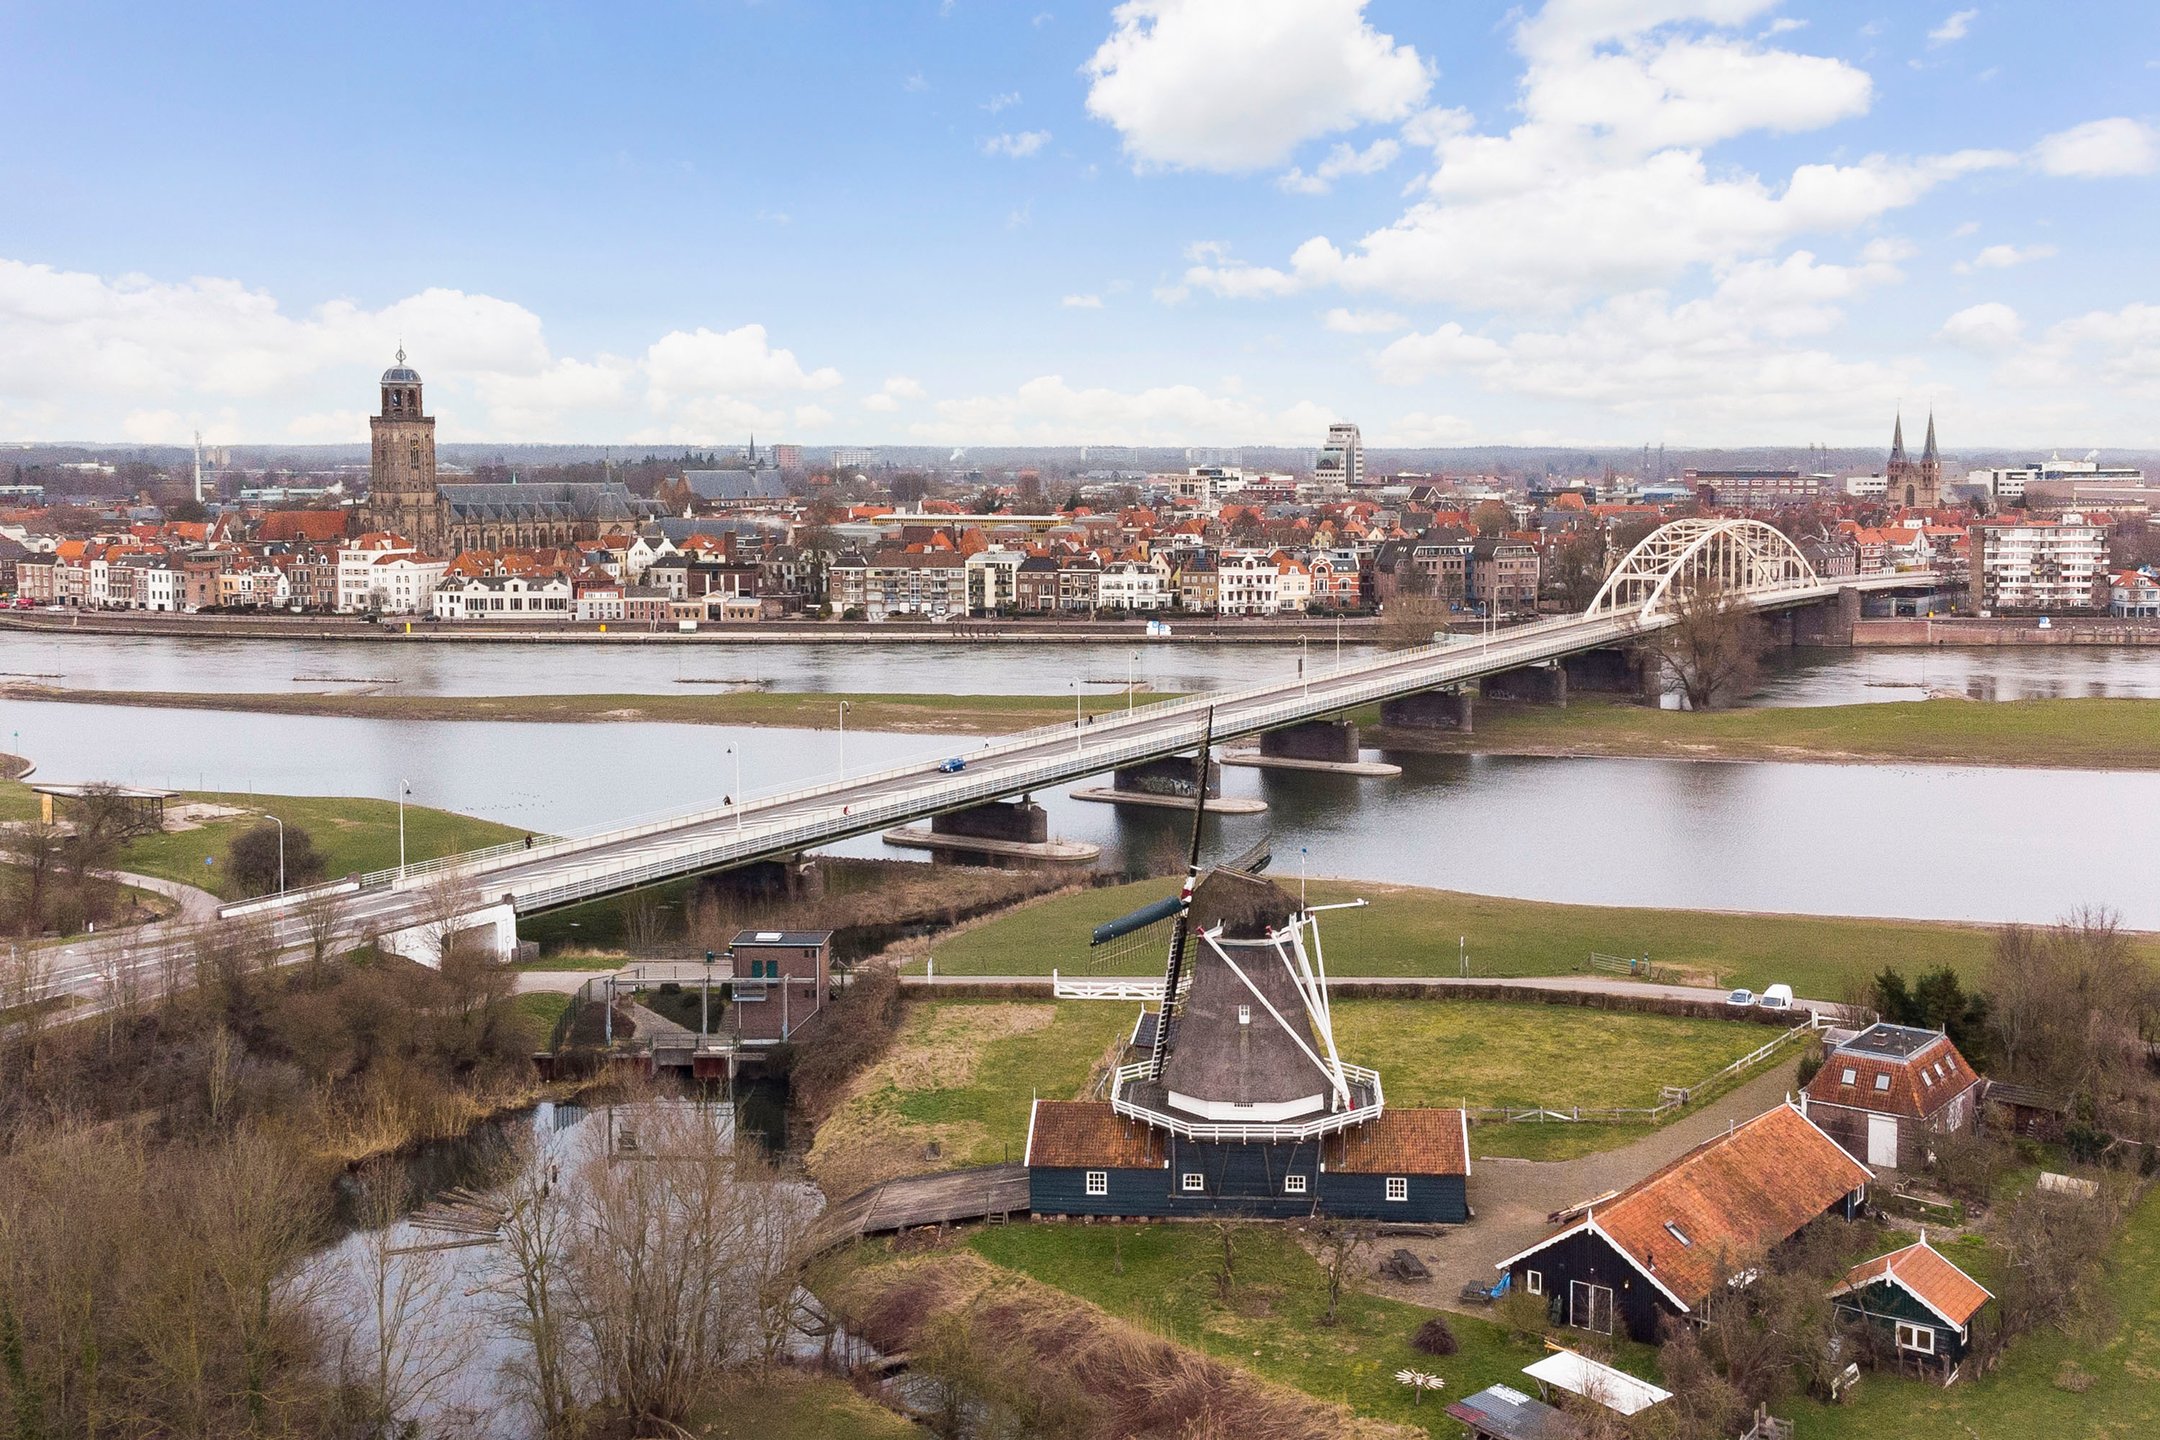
[1300,636,1309,696]
[1070,680,1083,753]
[727,744,744,833]
[397,779,411,878]
[837,701,850,775]
[1127,651,1137,714]
[266,812,286,894]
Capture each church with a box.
[1887,411,1942,509]
[361,350,655,553]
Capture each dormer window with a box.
[1237,1005,1251,1026]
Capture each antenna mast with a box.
[1148,706,1214,1080]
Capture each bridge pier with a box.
[883,799,1102,863]
[1220,719,1403,777]
[378,899,519,969]
[1561,648,1656,701]
[1789,586,1861,646]
[1071,753,1269,812]
[1379,688,1475,733]
[697,856,825,904]
[1480,663,1568,706]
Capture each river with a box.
[7,630,2160,703]
[8,694,2155,927]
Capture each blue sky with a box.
[3,0,2157,450]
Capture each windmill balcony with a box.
[1110,1061,1384,1143]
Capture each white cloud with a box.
[910,374,1337,444]
[794,404,835,427]
[982,130,1052,158]
[2031,117,2160,178]
[1084,0,1430,171]
[1938,301,2022,350]
[1277,138,1401,195]
[1954,242,2057,273]
[0,256,845,443]
[983,91,1021,113]
[904,72,929,92]
[1927,9,1977,45]
[1763,17,1805,35]
[1384,411,1478,444]
[1322,307,1408,333]
[1061,293,1105,308]
[862,376,925,413]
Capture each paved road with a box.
[110,870,223,925]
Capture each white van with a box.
[1757,983,1795,1012]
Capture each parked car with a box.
[1725,988,1755,1007]
[1757,983,1795,1011]
[938,757,967,773]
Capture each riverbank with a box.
[0,682,1158,734]
[0,609,1378,644]
[1372,693,2160,770]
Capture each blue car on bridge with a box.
[938,757,967,773]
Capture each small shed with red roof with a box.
[1829,1237,1991,1380]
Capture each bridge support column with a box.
[1114,754,1221,800]
[883,799,1101,862]
[1790,586,1861,647]
[697,856,824,904]
[378,899,519,969]
[1380,688,1474,733]
[933,800,1049,845]
[1259,719,1361,765]
[1480,664,1568,707]
[1563,647,1657,702]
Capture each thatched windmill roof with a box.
[1158,870,1326,1110]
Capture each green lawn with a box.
[116,791,523,898]
[1786,1186,2160,1440]
[913,875,2147,1000]
[810,997,1779,1177]
[509,991,572,1048]
[970,1223,1634,1437]
[1385,694,2160,770]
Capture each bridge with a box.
[31,522,1934,1004]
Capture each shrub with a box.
[226,821,326,897]
[1795,1039,1825,1089]
[1410,1315,1458,1356]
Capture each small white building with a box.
[432,573,572,620]
[1098,556,1167,611]
[1215,550,1281,616]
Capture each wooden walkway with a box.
[813,1163,1030,1250]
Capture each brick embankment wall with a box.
[1855,617,2160,646]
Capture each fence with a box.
[1587,951,1673,983]
[1464,1021,1813,1126]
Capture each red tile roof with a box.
[1323,1108,1468,1176]
[1024,1100,1166,1169]
[1502,1103,1871,1313]
[1804,1029,1981,1122]
[1832,1240,1991,1332]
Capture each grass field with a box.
[807,997,1778,1181]
[969,1223,1620,1437]
[910,875,2159,999]
[0,683,1155,735]
[1386,694,2160,770]
[689,1368,923,1439]
[1785,1185,2160,1440]
[115,791,522,898]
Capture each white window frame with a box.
[1181,1172,1205,1193]
[1875,1074,1893,1092]
[1284,1173,1308,1195]
[1895,1322,1936,1355]
[1840,1067,1857,1085]
[1385,1176,1409,1203]
[1525,1270,1544,1297]
[1568,1280,1616,1335]
[1084,1170,1108,1197]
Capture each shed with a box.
[1828,1238,1991,1383]
[1446,1383,1582,1440]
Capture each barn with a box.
[1496,1102,1872,1342]
[1802,1023,1983,1171]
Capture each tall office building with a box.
[1317,422,1363,487]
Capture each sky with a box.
[3,0,2158,451]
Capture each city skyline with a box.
[4,0,2159,449]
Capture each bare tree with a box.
[295,885,356,982]
[621,893,669,955]
[1647,580,1770,709]
[331,1161,479,1437]
[1379,592,1449,651]
[488,1152,581,1440]
[1304,1220,1375,1326]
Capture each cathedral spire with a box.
[1889,413,1907,466]
[1922,412,1938,463]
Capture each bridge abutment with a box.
[1379,688,1475,733]
[1562,647,1656,701]
[697,856,825,904]
[882,799,1103,863]
[378,899,519,969]
[1071,753,1269,812]
[1221,719,1403,777]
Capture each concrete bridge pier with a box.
[697,856,825,904]
[1480,663,1568,707]
[1221,719,1403,777]
[378,898,519,968]
[883,798,1101,862]
[1562,647,1658,702]
[1071,753,1269,813]
[1788,586,1861,646]
[1379,688,1475,733]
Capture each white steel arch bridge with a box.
[36,523,1938,1003]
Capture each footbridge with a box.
[37,523,1933,999]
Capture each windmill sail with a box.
[1146,707,1214,1080]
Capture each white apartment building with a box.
[1844,473,1889,498]
[432,574,573,619]
[1968,456,2145,502]
[1166,466,1250,509]
[138,562,182,612]
[1098,556,1168,611]
[966,546,1024,613]
[1972,513,2107,613]
[1316,422,1364,488]
[338,538,446,614]
[1215,550,1281,616]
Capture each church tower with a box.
[366,348,441,549]
[1886,410,1942,510]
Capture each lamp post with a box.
[1127,651,1137,713]
[397,779,411,878]
[727,744,743,833]
[1300,635,1309,696]
[837,701,850,775]
[702,948,715,1037]
[266,812,286,895]
[1070,680,1083,753]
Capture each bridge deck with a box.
[812,1162,1031,1249]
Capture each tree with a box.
[1471,500,1512,537]
[1548,531,1607,612]
[889,471,931,506]
[488,1152,579,1440]
[1647,580,1770,709]
[226,822,326,898]
[1305,1220,1375,1326]
[295,885,355,981]
[1985,906,2159,1104]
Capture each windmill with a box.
[1146,707,1215,1081]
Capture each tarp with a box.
[1521,1352,1671,1416]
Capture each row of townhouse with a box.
[827,544,1377,620]
[1371,529,1542,614]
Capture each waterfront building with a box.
[1970,513,2107,612]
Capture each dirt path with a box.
[1378,1059,1804,1311]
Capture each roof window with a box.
[1875,1074,1893,1092]
[1840,1068,1857,1085]
[1664,1222,1693,1248]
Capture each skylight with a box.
[1664,1221,1692,1247]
